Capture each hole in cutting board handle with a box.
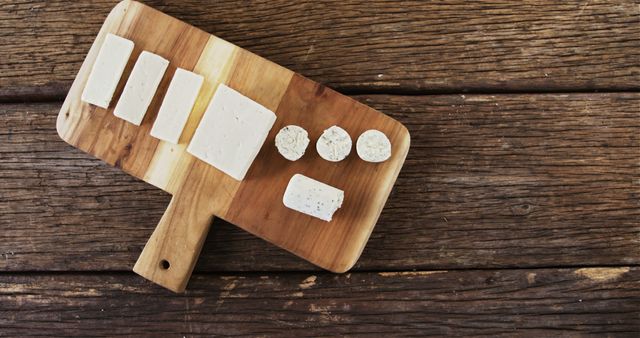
[133,188,215,292]
[160,259,171,270]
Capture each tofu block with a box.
[114,51,169,125]
[283,174,344,222]
[187,84,277,181]
[150,68,204,143]
[81,33,134,108]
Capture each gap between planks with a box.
[1,264,638,277]
[3,89,640,104]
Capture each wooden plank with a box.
[1,0,639,100]
[1,93,638,272]
[0,268,638,336]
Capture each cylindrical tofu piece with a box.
[283,174,344,222]
[275,125,310,161]
[316,125,352,162]
[356,129,392,163]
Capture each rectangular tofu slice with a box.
[81,33,134,108]
[187,84,276,181]
[150,68,204,143]
[283,174,344,222]
[114,51,169,125]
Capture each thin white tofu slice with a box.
[275,125,309,161]
[356,129,392,163]
[283,174,344,222]
[81,33,134,108]
[150,68,204,143]
[114,51,169,125]
[316,125,352,162]
[187,84,277,181]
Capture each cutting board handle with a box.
[133,193,213,293]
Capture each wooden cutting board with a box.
[57,0,410,292]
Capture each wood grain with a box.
[0,268,638,336]
[2,0,637,332]
[223,74,410,274]
[1,0,639,101]
[133,31,295,291]
[2,92,638,272]
[58,0,410,291]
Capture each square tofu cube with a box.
[187,84,277,181]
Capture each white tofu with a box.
[187,84,277,181]
[283,174,344,222]
[316,125,352,162]
[356,129,392,163]
[275,125,309,161]
[114,51,169,125]
[81,33,134,108]
[150,68,204,143]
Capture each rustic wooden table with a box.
[1,1,639,336]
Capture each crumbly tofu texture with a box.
[283,174,344,222]
[81,33,134,108]
[316,125,352,162]
[187,84,277,181]
[114,51,169,125]
[356,129,392,163]
[150,68,204,144]
[275,125,310,161]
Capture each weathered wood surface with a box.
[0,268,637,336]
[1,1,638,333]
[2,93,638,272]
[2,0,639,101]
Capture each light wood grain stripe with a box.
[143,36,238,193]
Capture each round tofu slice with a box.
[356,129,392,163]
[275,125,310,161]
[316,125,352,162]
